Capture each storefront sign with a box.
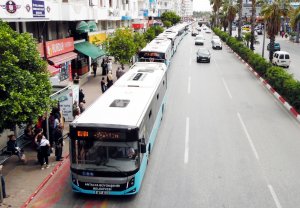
[88,33,107,45]
[51,86,74,122]
[32,0,45,17]
[0,1,21,14]
[45,37,74,58]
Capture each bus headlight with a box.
[127,177,135,189]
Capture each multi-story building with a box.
[181,0,193,19]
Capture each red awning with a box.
[132,23,144,29]
[48,52,77,65]
[47,65,60,76]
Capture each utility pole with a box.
[262,20,266,58]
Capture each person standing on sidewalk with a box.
[35,130,50,170]
[91,61,98,77]
[100,77,107,93]
[107,59,112,72]
[53,124,64,161]
[0,165,9,199]
[107,70,114,89]
[101,59,108,75]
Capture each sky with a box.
[193,0,212,12]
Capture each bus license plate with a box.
[95,191,109,195]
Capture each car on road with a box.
[191,30,199,36]
[267,42,281,51]
[255,28,263,35]
[272,51,291,68]
[211,38,222,49]
[196,48,211,63]
[205,29,212,33]
[195,35,205,45]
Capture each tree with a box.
[160,11,181,26]
[143,26,164,43]
[261,1,282,62]
[0,20,52,132]
[250,0,257,50]
[237,0,243,40]
[163,20,172,28]
[289,6,300,43]
[227,3,237,36]
[210,0,222,27]
[104,28,137,67]
[133,32,147,53]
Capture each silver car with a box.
[211,38,222,50]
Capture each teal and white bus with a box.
[69,62,167,195]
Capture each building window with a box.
[109,0,112,7]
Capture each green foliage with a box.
[0,20,52,132]
[133,32,147,53]
[160,11,181,26]
[265,66,293,94]
[103,28,137,65]
[163,20,172,28]
[143,26,164,43]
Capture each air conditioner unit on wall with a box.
[89,0,98,6]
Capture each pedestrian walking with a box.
[79,102,85,113]
[53,124,64,161]
[35,130,51,170]
[79,88,85,103]
[116,66,125,79]
[102,59,108,75]
[107,70,114,89]
[91,61,98,77]
[107,59,112,72]
[100,77,107,93]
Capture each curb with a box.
[21,154,70,208]
[225,44,300,122]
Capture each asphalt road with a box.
[27,28,300,208]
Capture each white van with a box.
[272,51,291,68]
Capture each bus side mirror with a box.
[140,144,146,153]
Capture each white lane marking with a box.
[222,78,232,99]
[237,112,260,160]
[184,117,190,164]
[188,77,191,94]
[268,185,282,208]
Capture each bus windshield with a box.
[72,140,139,172]
[138,52,165,62]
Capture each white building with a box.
[181,0,193,18]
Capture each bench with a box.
[0,134,32,165]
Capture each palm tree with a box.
[280,0,292,33]
[237,0,243,40]
[261,1,282,62]
[289,6,300,43]
[250,0,256,50]
[227,4,237,36]
[210,0,222,27]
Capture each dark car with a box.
[191,30,199,36]
[196,48,211,63]
[267,43,281,51]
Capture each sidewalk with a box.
[0,61,129,208]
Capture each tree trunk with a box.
[269,37,275,62]
[238,0,243,40]
[229,21,232,36]
[250,0,256,50]
[296,21,300,43]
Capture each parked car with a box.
[267,42,281,51]
[211,38,222,49]
[191,30,199,36]
[272,51,291,68]
[256,28,263,35]
[196,48,211,63]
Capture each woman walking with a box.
[35,129,51,170]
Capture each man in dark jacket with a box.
[53,125,64,161]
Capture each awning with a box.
[121,16,132,20]
[76,21,89,34]
[48,52,77,65]
[47,65,60,76]
[88,21,98,32]
[75,41,106,60]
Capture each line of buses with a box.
[69,22,190,196]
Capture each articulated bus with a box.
[157,29,180,55]
[69,62,167,195]
[138,37,172,68]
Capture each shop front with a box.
[45,37,77,85]
[73,40,106,77]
